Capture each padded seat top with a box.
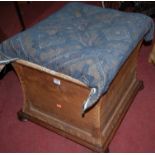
[0,2,154,112]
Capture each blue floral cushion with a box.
[0,2,154,112]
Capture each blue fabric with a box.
[0,2,154,111]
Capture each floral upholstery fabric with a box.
[0,2,154,112]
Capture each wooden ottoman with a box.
[12,41,143,152]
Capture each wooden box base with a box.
[12,42,143,152]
